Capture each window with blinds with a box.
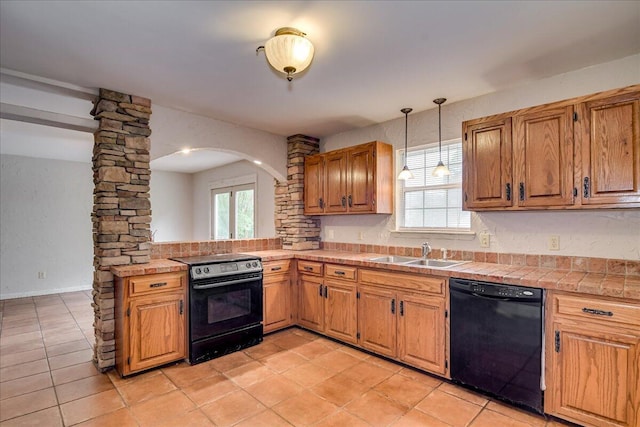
[399,140,471,230]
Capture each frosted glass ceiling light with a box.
[432,98,451,177]
[398,107,414,181]
[257,27,314,81]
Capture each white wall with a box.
[320,54,640,260]
[192,160,276,240]
[0,155,93,299]
[150,105,287,182]
[149,170,194,242]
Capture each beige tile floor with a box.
[0,291,572,426]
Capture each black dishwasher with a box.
[449,278,544,414]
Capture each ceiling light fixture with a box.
[180,148,193,154]
[398,107,414,181]
[256,27,314,82]
[432,98,451,177]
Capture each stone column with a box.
[90,89,152,370]
[275,134,321,250]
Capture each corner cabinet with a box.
[263,260,293,333]
[115,271,187,377]
[303,141,393,215]
[462,85,640,211]
[546,292,640,427]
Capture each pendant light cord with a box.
[438,102,442,162]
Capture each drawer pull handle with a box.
[271,266,282,271]
[304,266,314,271]
[582,307,613,317]
[334,271,345,276]
[150,282,167,288]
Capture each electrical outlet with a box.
[38,271,46,279]
[549,235,560,251]
[358,231,364,240]
[327,229,335,240]
[479,232,490,248]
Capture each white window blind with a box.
[399,140,470,230]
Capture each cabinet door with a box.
[297,274,324,331]
[347,143,375,213]
[324,279,358,344]
[463,117,513,209]
[547,323,640,427]
[263,273,291,333]
[578,91,640,206]
[128,293,185,373]
[325,151,348,213]
[397,293,446,375]
[514,106,574,207]
[358,286,396,357]
[304,154,325,214]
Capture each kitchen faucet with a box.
[421,242,432,258]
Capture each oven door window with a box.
[208,289,251,323]
[191,281,262,342]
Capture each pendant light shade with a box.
[432,98,451,177]
[257,27,314,81]
[398,108,414,181]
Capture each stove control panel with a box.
[191,260,262,280]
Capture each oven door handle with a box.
[193,276,261,289]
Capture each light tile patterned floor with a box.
[0,291,572,426]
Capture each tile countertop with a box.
[111,250,639,301]
[244,249,640,301]
[111,259,188,278]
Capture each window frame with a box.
[396,138,471,233]
[209,174,257,240]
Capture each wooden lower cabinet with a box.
[115,271,187,377]
[324,279,358,344]
[397,292,447,375]
[358,285,397,357]
[263,260,292,333]
[298,273,324,331]
[546,292,640,427]
[357,269,448,377]
[297,263,358,344]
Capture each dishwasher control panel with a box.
[469,282,539,299]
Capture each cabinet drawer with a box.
[129,272,185,297]
[298,261,323,276]
[359,269,444,295]
[325,264,357,281]
[554,293,640,327]
[263,260,291,275]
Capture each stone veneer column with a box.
[275,134,321,250]
[90,89,152,370]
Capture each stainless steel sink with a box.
[405,259,468,268]
[367,255,419,264]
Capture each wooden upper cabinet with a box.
[325,150,348,213]
[462,117,513,209]
[463,84,640,211]
[513,105,574,207]
[303,141,393,215]
[577,90,640,206]
[347,143,375,213]
[303,154,325,214]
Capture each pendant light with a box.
[432,98,451,177]
[398,107,414,180]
